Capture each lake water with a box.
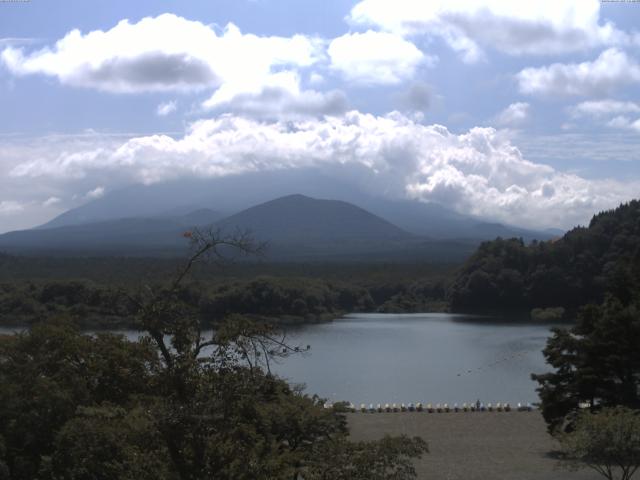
[271,313,554,406]
[0,313,558,405]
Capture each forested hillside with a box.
[0,274,448,329]
[0,278,368,329]
[449,200,640,313]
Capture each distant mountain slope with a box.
[36,170,556,242]
[0,218,187,255]
[217,194,411,244]
[0,194,478,262]
[361,198,555,241]
[448,199,640,312]
[38,170,355,229]
[175,209,222,227]
[0,209,223,256]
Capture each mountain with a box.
[218,194,410,244]
[37,170,556,242]
[0,194,478,261]
[0,208,223,256]
[0,218,187,256]
[38,169,356,229]
[215,194,436,260]
[174,209,223,227]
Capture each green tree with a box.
[449,200,640,313]
[533,296,640,432]
[305,434,428,480]
[0,320,157,480]
[129,228,427,479]
[557,407,640,480]
[43,406,170,480]
[0,227,428,480]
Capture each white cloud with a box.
[570,100,640,118]
[209,86,347,120]
[7,112,638,229]
[86,186,105,199]
[42,196,61,207]
[0,200,24,215]
[156,100,177,117]
[328,31,429,84]
[565,100,640,133]
[517,48,640,96]
[605,116,640,132]
[0,38,39,47]
[494,102,530,126]
[201,70,347,119]
[308,72,325,86]
[0,14,322,102]
[348,0,634,62]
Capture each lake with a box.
[0,313,558,405]
[271,313,555,406]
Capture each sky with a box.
[1,0,640,233]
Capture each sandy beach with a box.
[347,411,601,480]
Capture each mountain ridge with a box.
[0,192,555,262]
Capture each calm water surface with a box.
[0,313,557,405]
[272,313,555,405]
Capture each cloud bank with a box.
[1,8,639,233]
[348,0,635,62]
[0,14,334,118]
[5,112,637,230]
[328,31,430,84]
[1,14,320,93]
[517,48,640,96]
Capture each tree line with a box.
[526,201,640,479]
[449,200,640,314]
[0,275,448,329]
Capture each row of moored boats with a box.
[325,402,535,413]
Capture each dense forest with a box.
[448,200,640,316]
[0,230,428,479]
[2,201,639,328]
[0,269,449,329]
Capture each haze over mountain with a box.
[0,184,555,261]
[35,170,556,242]
[2,3,640,237]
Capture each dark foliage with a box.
[0,277,376,329]
[533,296,640,432]
[449,200,640,313]
[0,229,428,479]
[0,321,159,479]
[0,262,455,328]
